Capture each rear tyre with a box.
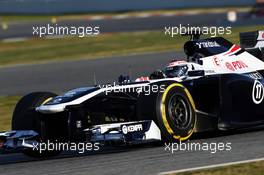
[156,83,196,142]
[12,92,61,158]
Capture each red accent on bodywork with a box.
[224,45,240,56]
[135,76,149,82]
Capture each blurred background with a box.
[0,0,263,39]
[0,1,264,175]
[0,0,260,13]
[0,0,263,131]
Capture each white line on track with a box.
[1,37,28,43]
[90,16,105,20]
[136,13,152,18]
[112,14,130,19]
[159,157,264,175]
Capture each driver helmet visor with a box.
[164,65,188,77]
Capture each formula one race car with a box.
[1,31,264,157]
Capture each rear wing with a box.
[240,31,264,48]
[240,31,264,60]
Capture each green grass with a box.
[0,31,183,66]
[0,15,56,23]
[0,96,20,131]
[171,161,264,175]
[0,25,263,67]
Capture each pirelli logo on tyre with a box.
[252,80,264,104]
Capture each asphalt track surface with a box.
[0,52,264,175]
[0,12,263,39]
[0,129,264,175]
[0,51,181,96]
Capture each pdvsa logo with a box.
[225,62,235,71]
[252,80,264,104]
[122,124,143,134]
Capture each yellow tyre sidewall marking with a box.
[161,83,196,141]
[41,97,53,105]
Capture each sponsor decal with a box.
[249,72,263,80]
[122,124,143,134]
[205,70,215,74]
[213,56,220,66]
[225,62,235,71]
[196,41,220,49]
[225,60,248,71]
[252,80,264,104]
[231,60,248,70]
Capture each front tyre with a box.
[156,83,196,142]
[12,92,60,158]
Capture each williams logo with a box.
[122,124,143,134]
[252,80,264,104]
